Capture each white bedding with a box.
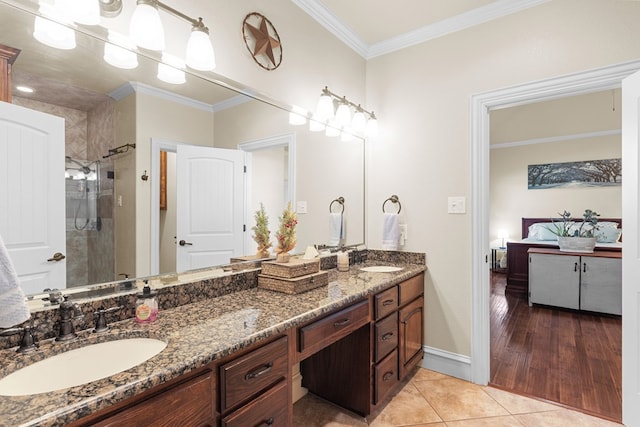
[518,238,623,249]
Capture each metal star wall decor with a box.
[242,12,282,70]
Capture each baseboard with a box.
[421,345,471,382]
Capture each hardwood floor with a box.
[489,271,622,422]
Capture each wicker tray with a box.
[258,271,328,294]
[261,258,320,278]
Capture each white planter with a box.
[557,236,596,253]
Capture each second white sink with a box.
[0,338,167,396]
[360,266,403,273]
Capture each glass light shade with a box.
[315,94,334,122]
[366,117,379,137]
[325,120,341,137]
[351,111,366,133]
[130,2,165,51]
[289,106,307,126]
[157,53,186,85]
[335,103,351,128]
[104,31,138,69]
[309,114,325,132]
[186,28,216,71]
[33,15,76,50]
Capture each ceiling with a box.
[293,0,551,58]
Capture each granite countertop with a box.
[0,261,425,427]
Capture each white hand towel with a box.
[328,212,344,246]
[0,234,30,328]
[382,213,400,250]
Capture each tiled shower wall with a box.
[13,96,116,288]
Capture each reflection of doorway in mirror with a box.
[158,151,176,273]
[239,134,295,257]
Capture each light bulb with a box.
[104,31,138,69]
[34,4,76,50]
[366,117,379,137]
[289,106,307,126]
[130,0,165,51]
[335,103,351,128]
[351,111,366,134]
[315,93,334,122]
[186,24,216,71]
[157,53,186,85]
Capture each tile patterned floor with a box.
[293,368,624,426]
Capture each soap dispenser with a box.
[135,284,158,323]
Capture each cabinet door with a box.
[580,256,622,315]
[529,253,580,309]
[399,296,424,380]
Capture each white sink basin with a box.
[360,266,403,273]
[0,338,167,396]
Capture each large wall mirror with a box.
[0,0,365,298]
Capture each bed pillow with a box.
[595,227,622,243]
[596,221,620,229]
[527,223,561,241]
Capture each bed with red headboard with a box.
[504,217,622,298]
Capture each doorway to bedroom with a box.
[487,90,623,422]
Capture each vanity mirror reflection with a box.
[0,0,365,299]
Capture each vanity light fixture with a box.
[128,0,216,71]
[288,105,308,126]
[104,30,138,69]
[157,52,186,85]
[313,86,378,138]
[34,3,76,50]
[59,0,101,26]
[15,86,34,93]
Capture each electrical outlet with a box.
[296,201,308,214]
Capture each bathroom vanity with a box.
[0,252,425,426]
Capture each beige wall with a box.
[365,0,640,357]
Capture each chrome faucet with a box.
[56,296,84,342]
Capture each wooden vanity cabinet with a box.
[70,366,217,427]
[300,272,425,417]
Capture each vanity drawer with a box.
[374,349,399,404]
[374,286,398,320]
[299,300,369,353]
[221,380,288,427]
[399,274,424,305]
[220,336,288,412]
[374,311,398,363]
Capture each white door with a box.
[622,69,640,426]
[176,145,245,272]
[0,101,65,294]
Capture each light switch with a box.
[296,201,308,214]
[448,196,466,214]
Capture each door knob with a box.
[47,252,66,262]
[178,240,193,246]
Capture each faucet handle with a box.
[0,324,38,354]
[93,306,122,333]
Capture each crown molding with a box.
[108,81,251,113]
[294,0,551,59]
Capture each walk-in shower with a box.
[65,156,100,231]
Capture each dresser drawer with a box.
[374,286,398,320]
[374,311,398,363]
[220,336,288,412]
[399,274,424,305]
[221,380,288,427]
[299,300,369,352]
[374,349,399,404]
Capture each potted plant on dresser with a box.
[551,209,599,253]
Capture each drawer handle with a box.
[381,332,394,341]
[382,299,395,306]
[333,318,351,327]
[259,417,274,426]
[245,362,273,380]
[383,371,394,381]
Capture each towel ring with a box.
[382,195,401,214]
[329,196,345,213]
